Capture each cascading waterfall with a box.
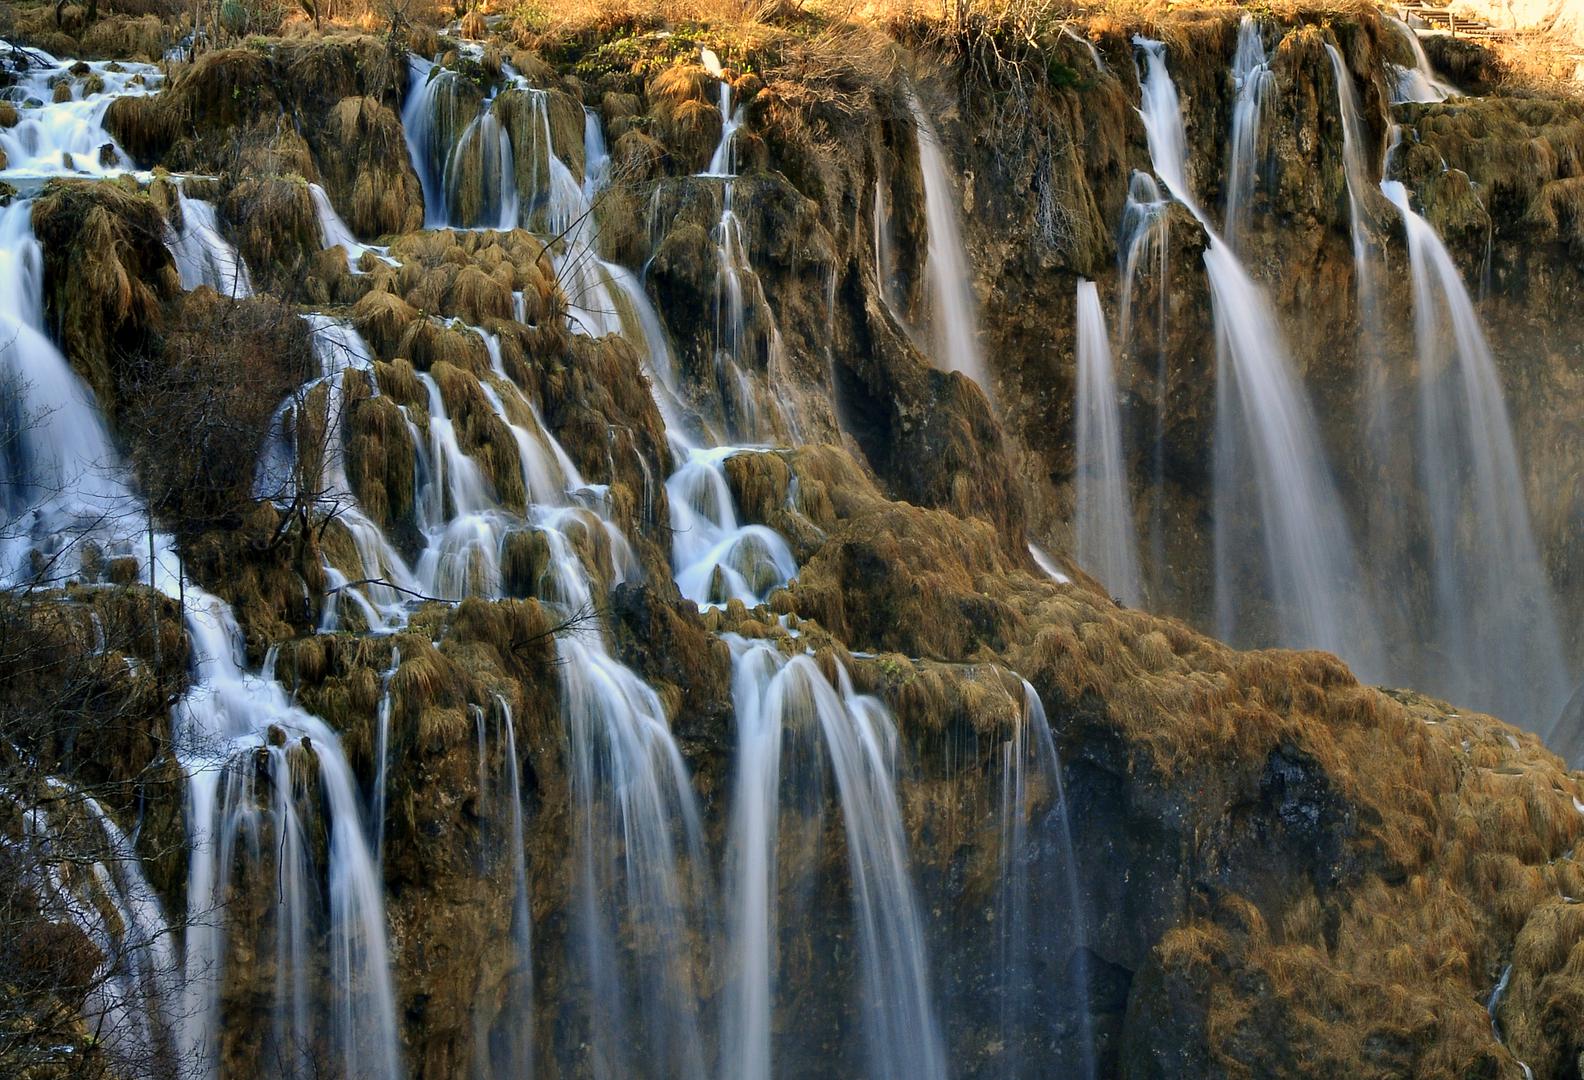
[178,620,402,1080]
[555,597,710,1080]
[668,445,798,609]
[703,77,743,179]
[1135,37,1380,674]
[165,189,253,296]
[721,635,947,1080]
[1386,17,1458,103]
[20,25,1560,1079]
[1382,179,1570,730]
[371,645,401,867]
[402,56,519,230]
[1223,16,1274,248]
[1073,279,1142,606]
[2,63,402,1080]
[270,309,708,1076]
[309,181,398,271]
[255,316,419,631]
[908,93,995,400]
[471,694,535,1079]
[680,71,801,444]
[709,183,794,442]
[0,47,161,182]
[1116,172,1170,358]
[0,198,139,584]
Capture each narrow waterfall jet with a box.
[909,93,996,401]
[1074,279,1144,606]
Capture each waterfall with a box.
[308,181,397,271]
[1116,172,1171,582]
[472,694,536,1079]
[500,698,534,1080]
[177,604,402,1080]
[668,445,798,609]
[721,635,947,1080]
[1060,24,1107,73]
[1323,43,1392,469]
[1224,16,1274,248]
[558,622,709,1080]
[1386,17,1458,103]
[1382,180,1570,730]
[703,79,743,179]
[165,190,253,297]
[908,93,995,400]
[0,199,138,585]
[1029,543,1074,584]
[274,304,709,1074]
[256,316,419,631]
[401,56,519,229]
[371,645,401,866]
[681,73,801,444]
[1073,279,1142,606]
[20,784,180,1076]
[997,681,1096,1080]
[0,48,161,181]
[3,61,403,1079]
[711,184,778,439]
[1117,173,1170,356]
[1135,37,1380,673]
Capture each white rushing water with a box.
[256,316,419,631]
[1116,171,1172,581]
[402,56,519,230]
[165,190,254,296]
[703,78,744,179]
[0,45,161,183]
[1073,279,1142,605]
[908,93,995,401]
[19,784,180,1076]
[722,636,947,1080]
[1135,37,1380,673]
[308,181,398,271]
[668,444,798,608]
[0,198,140,585]
[265,305,713,1073]
[2,53,402,1079]
[1223,15,1274,248]
[471,694,536,1078]
[177,610,402,1080]
[1382,179,1570,730]
[1386,17,1460,103]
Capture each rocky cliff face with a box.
[5,3,1584,1079]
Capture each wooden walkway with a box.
[1396,2,1584,76]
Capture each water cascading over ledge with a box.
[0,48,403,1080]
[9,10,1584,1079]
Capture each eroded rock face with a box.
[9,9,1584,1079]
